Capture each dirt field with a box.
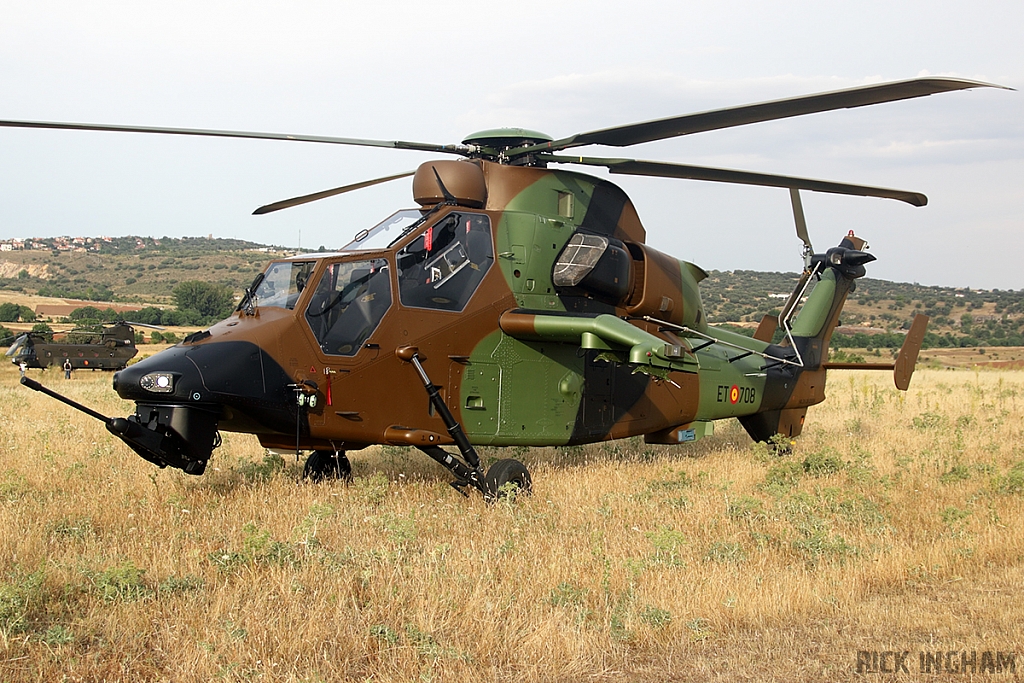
[1,362,1022,681]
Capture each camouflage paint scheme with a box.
[6,77,1000,486]
[112,158,878,469]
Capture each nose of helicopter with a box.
[113,346,208,403]
[110,340,298,472]
[112,339,295,424]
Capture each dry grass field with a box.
[2,362,1023,682]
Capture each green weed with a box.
[157,574,204,596]
[549,582,589,609]
[940,464,972,484]
[941,506,971,525]
[646,526,687,566]
[209,522,298,573]
[727,495,766,521]
[0,567,47,635]
[42,624,74,645]
[912,412,947,430]
[370,624,399,644]
[640,605,672,629]
[760,461,803,494]
[792,531,857,567]
[48,516,94,539]
[704,540,747,564]
[802,448,844,477]
[235,452,287,483]
[992,460,1024,495]
[89,561,152,602]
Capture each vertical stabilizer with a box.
[739,232,874,443]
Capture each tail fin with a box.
[738,232,874,443]
[786,232,876,367]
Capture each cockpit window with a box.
[255,261,315,310]
[396,213,492,311]
[340,209,423,252]
[305,258,392,356]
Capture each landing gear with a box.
[303,450,352,482]
[399,346,531,502]
[485,459,532,499]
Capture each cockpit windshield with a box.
[340,209,424,252]
[255,261,316,310]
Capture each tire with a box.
[484,459,532,500]
[303,450,352,483]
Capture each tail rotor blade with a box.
[790,188,812,252]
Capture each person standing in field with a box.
[63,358,73,380]
[19,361,27,377]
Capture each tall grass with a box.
[1,364,1023,681]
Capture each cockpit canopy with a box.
[253,208,495,356]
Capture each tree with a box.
[31,322,54,342]
[0,303,19,322]
[172,281,234,323]
[132,307,164,325]
[69,306,113,322]
[0,302,35,322]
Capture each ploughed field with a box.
[1,363,1023,682]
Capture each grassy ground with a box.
[1,363,1023,681]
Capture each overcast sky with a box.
[0,1,1020,289]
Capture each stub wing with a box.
[498,311,699,377]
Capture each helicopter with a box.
[6,320,145,371]
[3,76,1006,499]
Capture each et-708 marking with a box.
[718,384,756,404]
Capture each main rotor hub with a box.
[462,128,553,164]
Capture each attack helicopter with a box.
[3,76,1006,499]
[6,320,145,371]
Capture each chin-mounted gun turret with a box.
[19,376,219,475]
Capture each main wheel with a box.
[484,459,532,500]
[303,450,352,483]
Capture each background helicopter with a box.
[4,76,1004,499]
[5,320,160,371]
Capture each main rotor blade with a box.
[516,77,1006,155]
[253,171,415,215]
[543,154,928,206]
[5,334,27,356]
[0,119,472,155]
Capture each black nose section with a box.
[113,340,299,439]
[115,341,288,403]
[114,346,207,402]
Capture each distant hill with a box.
[0,235,295,305]
[1,237,1021,348]
[702,270,1024,348]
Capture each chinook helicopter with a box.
[6,320,145,371]
[4,76,1005,498]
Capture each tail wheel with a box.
[303,450,352,483]
[484,459,531,500]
